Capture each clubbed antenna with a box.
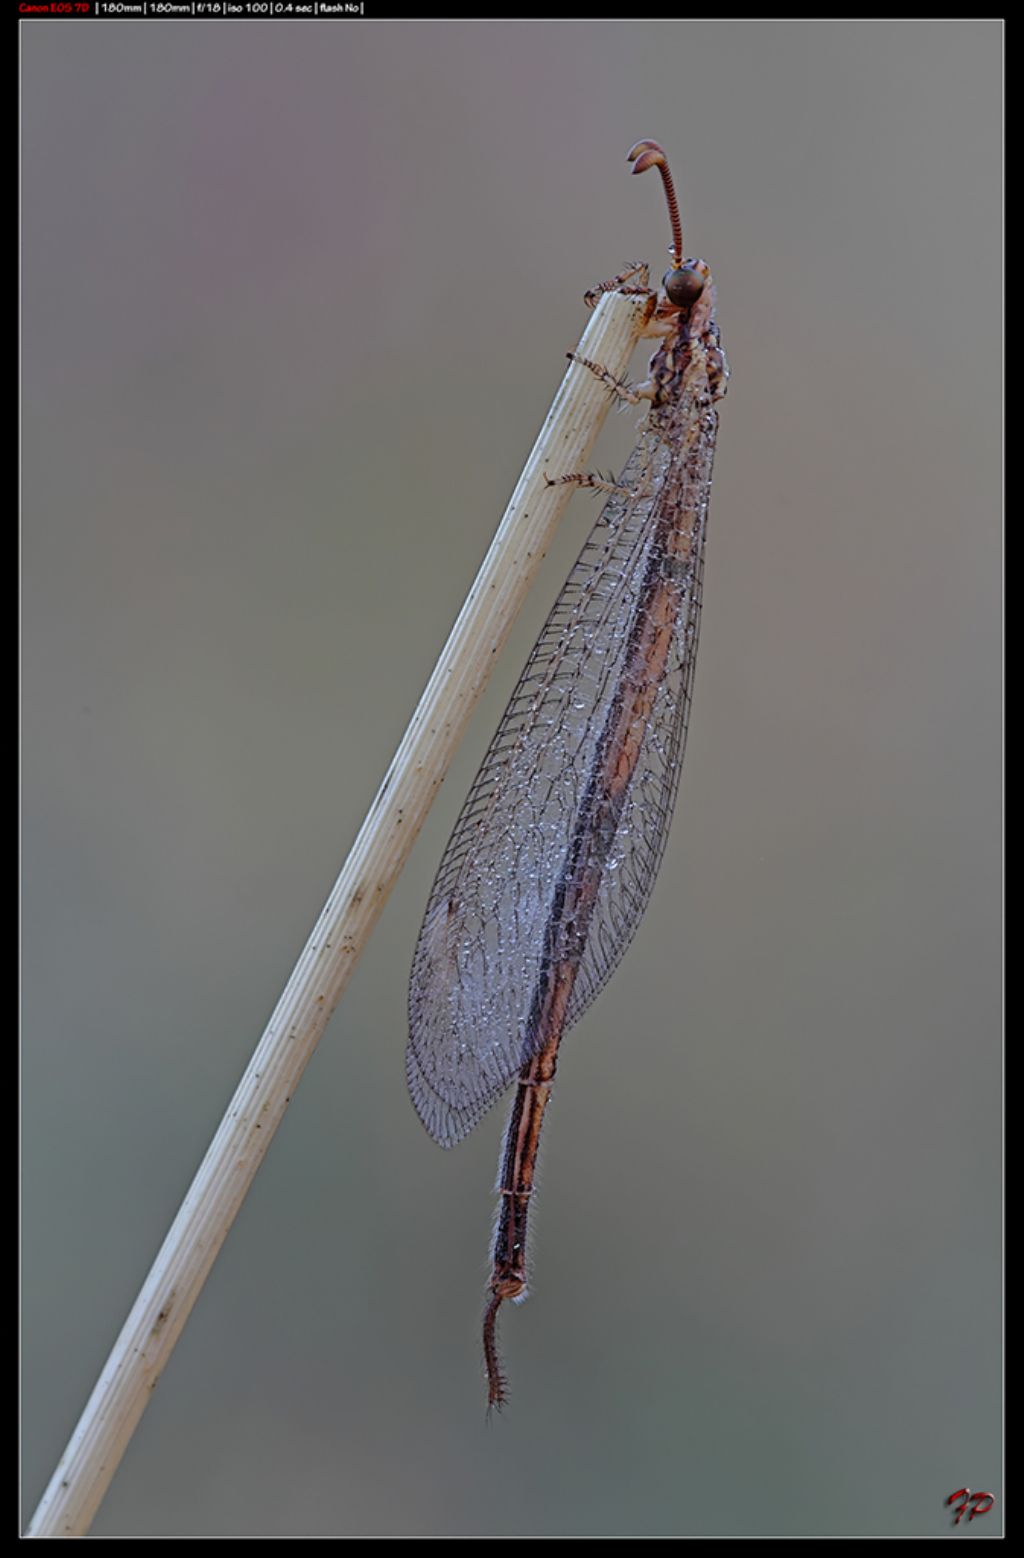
[627,138,684,266]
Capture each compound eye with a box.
[663,263,706,308]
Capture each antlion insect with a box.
[407,140,729,1409]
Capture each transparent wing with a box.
[408,411,716,1147]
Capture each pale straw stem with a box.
[26,286,650,1538]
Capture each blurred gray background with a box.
[22,19,1001,1539]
